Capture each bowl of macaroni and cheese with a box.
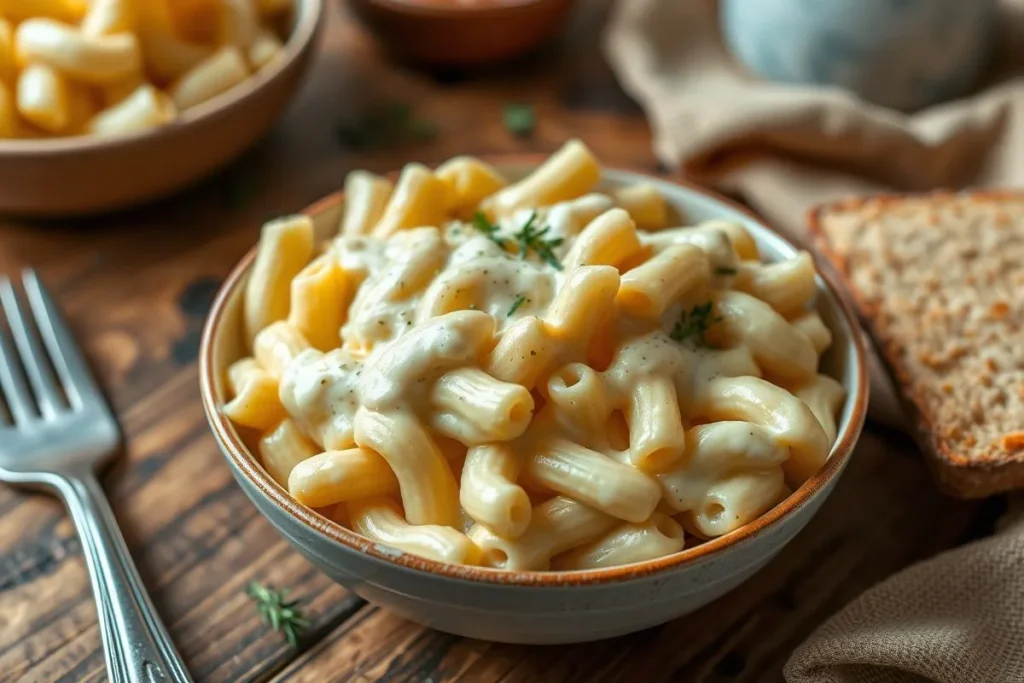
[0,0,322,216]
[200,140,869,644]
[347,0,577,67]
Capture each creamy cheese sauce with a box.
[272,188,837,563]
[283,194,821,462]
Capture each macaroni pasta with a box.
[224,140,846,571]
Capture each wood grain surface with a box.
[0,2,1003,682]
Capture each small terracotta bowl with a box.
[347,0,576,67]
[199,161,869,644]
[0,0,324,218]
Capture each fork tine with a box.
[0,328,33,425]
[0,275,64,417]
[21,270,100,410]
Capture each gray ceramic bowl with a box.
[199,161,869,644]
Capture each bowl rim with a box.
[199,157,870,587]
[359,0,568,19]
[0,0,324,156]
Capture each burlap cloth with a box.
[604,1,1024,681]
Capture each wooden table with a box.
[0,3,1004,682]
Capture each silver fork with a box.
[0,271,192,683]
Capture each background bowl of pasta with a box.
[200,141,869,644]
[347,0,577,67]
[0,0,323,217]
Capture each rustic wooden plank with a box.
[269,428,981,683]
[0,1,986,681]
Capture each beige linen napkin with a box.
[604,1,1024,681]
[784,499,1024,683]
[605,0,1024,429]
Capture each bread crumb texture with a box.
[813,193,1024,487]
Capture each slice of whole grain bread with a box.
[810,192,1024,498]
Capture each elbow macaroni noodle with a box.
[0,0,289,139]
[224,140,846,571]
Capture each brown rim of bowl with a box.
[199,157,870,587]
[0,0,324,156]
[362,0,567,19]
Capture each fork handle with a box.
[56,473,193,683]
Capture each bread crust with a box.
[809,191,1024,498]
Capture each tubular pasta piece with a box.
[436,156,507,217]
[341,170,393,236]
[469,496,617,570]
[253,321,310,380]
[349,496,481,565]
[695,376,829,486]
[259,418,318,487]
[790,311,833,355]
[613,183,668,231]
[460,443,531,539]
[288,447,398,507]
[734,252,817,317]
[354,408,461,527]
[521,436,661,523]
[617,244,710,318]
[244,214,315,344]
[223,357,287,430]
[551,512,684,569]
[686,468,786,537]
[713,290,817,382]
[430,368,534,444]
[370,163,450,239]
[792,374,846,448]
[483,139,600,215]
[562,208,644,271]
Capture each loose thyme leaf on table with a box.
[223,173,261,211]
[335,102,439,150]
[247,582,310,648]
[512,211,563,270]
[670,302,722,347]
[503,103,535,137]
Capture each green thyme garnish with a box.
[335,102,438,150]
[507,295,527,317]
[470,211,563,269]
[503,103,535,137]
[471,211,508,248]
[512,211,563,270]
[247,582,309,648]
[715,266,738,276]
[223,172,261,211]
[670,302,722,347]
[409,118,439,141]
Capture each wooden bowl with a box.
[347,0,576,67]
[0,0,324,218]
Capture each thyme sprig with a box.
[507,294,527,317]
[512,211,563,270]
[471,211,508,248]
[670,302,722,348]
[247,582,309,648]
